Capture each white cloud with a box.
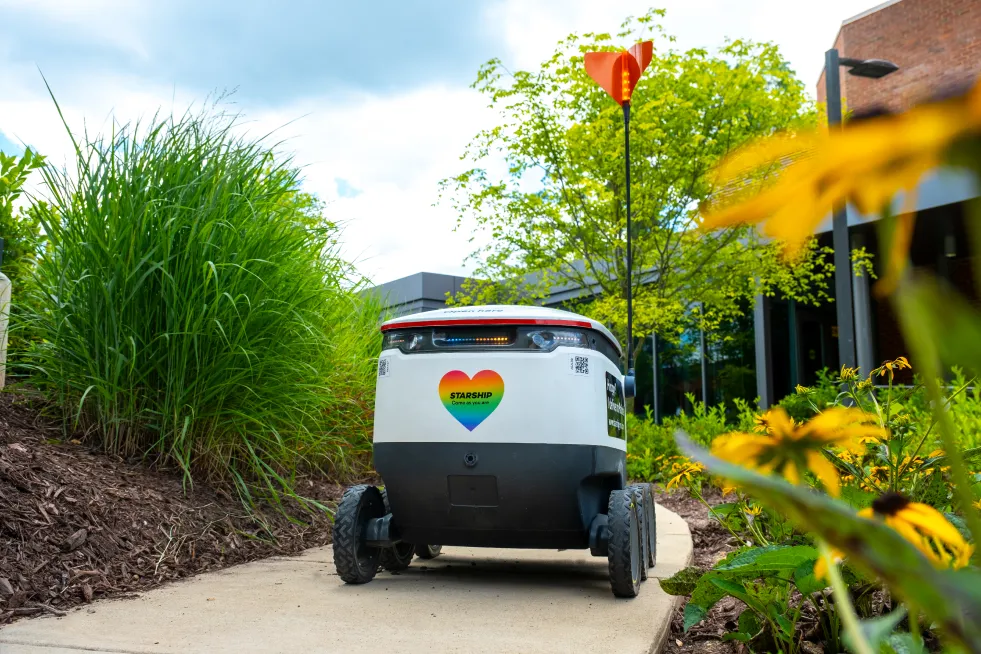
[492,0,878,93]
[1,0,888,286]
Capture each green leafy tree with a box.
[439,10,833,356]
[0,148,46,282]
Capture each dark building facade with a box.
[367,0,981,420]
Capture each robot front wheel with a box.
[332,484,386,584]
[332,484,442,584]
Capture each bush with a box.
[627,393,756,484]
[18,100,381,506]
[775,367,839,422]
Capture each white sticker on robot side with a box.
[567,354,590,376]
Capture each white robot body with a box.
[372,305,629,550]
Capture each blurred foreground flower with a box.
[816,492,973,580]
[698,77,981,294]
[712,407,885,496]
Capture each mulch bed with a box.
[655,487,744,654]
[0,391,348,624]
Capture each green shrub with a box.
[627,393,756,483]
[18,99,381,506]
[775,367,839,422]
[0,150,49,363]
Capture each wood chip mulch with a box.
[655,487,744,654]
[0,391,348,625]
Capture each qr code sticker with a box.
[569,354,589,376]
[377,358,390,378]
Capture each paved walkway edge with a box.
[650,505,693,654]
[0,504,693,654]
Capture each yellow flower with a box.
[814,546,845,582]
[721,485,738,497]
[817,493,973,580]
[666,461,704,490]
[869,465,890,480]
[871,356,912,382]
[974,499,981,511]
[927,449,945,459]
[795,384,811,395]
[859,492,974,569]
[698,78,981,296]
[839,365,860,382]
[711,407,885,496]
[743,504,763,517]
[854,378,874,393]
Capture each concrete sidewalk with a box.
[0,504,692,654]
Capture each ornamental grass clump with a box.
[19,97,381,507]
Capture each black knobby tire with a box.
[333,484,386,584]
[607,488,642,598]
[642,483,657,568]
[379,487,415,571]
[627,484,650,581]
[414,544,442,559]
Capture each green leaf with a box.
[675,429,981,650]
[842,607,906,653]
[895,273,981,374]
[840,484,876,510]
[709,502,741,517]
[885,632,926,654]
[714,544,818,575]
[658,566,703,596]
[739,609,762,640]
[774,612,795,638]
[793,559,827,596]
[721,609,763,643]
[684,572,729,631]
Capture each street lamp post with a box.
[824,49,898,371]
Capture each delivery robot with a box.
[332,305,657,597]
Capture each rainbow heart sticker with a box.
[438,370,504,431]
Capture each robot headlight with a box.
[526,329,588,352]
[382,331,426,351]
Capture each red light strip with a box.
[380,318,593,332]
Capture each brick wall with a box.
[817,0,981,115]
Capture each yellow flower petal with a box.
[897,503,969,548]
[807,451,841,497]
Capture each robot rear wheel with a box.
[627,484,652,581]
[414,544,442,559]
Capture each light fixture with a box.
[840,57,900,79]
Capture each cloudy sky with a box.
[0,0,881,285]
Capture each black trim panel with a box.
[374,442,626,549]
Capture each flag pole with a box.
[583,40,651,373]
[623,99,632,371]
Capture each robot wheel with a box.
[332,484,385,584]
[607,487,643,598]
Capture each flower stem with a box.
[691,485,745,544]
[908,602,921,646]
[819,540,874,654]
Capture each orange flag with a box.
[584,41,653,105]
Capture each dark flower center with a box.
[872,491,910,516]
